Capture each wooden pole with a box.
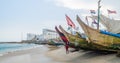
[97,0,101,30]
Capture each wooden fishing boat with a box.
[59,25,91,50]
[90,14,120,33]
[76,15,120,52]
[55,26,83,53]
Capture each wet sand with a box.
[0,45,120,63]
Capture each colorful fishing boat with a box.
[90,14,120,34]
[76,15,120,52]
[59,25,91,50]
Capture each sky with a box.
[0,0,120,42]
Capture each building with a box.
[27,33,36,40]
[42,29,59,40]
[26,29,59,41]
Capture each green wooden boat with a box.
[59,25,91,50]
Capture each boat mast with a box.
[97,0,101,30]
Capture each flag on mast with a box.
[107,9,117,14]
[92,20,98,27]
[65,15,76,29]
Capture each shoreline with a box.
[0,44,40,56]
[0,45,120,63]
[0,45,42,58]
[0,45,61,63]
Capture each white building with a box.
[26,29,59,41]
[42,29,59,40]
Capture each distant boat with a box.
[47,39,64,46]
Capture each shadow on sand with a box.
[68,50,120,63]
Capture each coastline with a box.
[0,43,39,56]
[0,45,61,63]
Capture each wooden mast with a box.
[97,0,101,30]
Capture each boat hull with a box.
[76,15,120,52]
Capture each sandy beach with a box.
[0,45,61,63]
[0,45,120,63]
[47,47,120,63]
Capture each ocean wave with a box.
[0,43,42,56]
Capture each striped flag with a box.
[107,9,117,14]
[65,15,76,29]
[90,10,96,14]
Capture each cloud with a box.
[54,0,114,10]
[52,0,116,16]
[53,0,96,10]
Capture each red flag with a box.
[65,15,75,29]
[55,26,69,54]
[107,9,117,14]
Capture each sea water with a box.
[0,43,40,56]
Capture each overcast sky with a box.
[0,0,120,42]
